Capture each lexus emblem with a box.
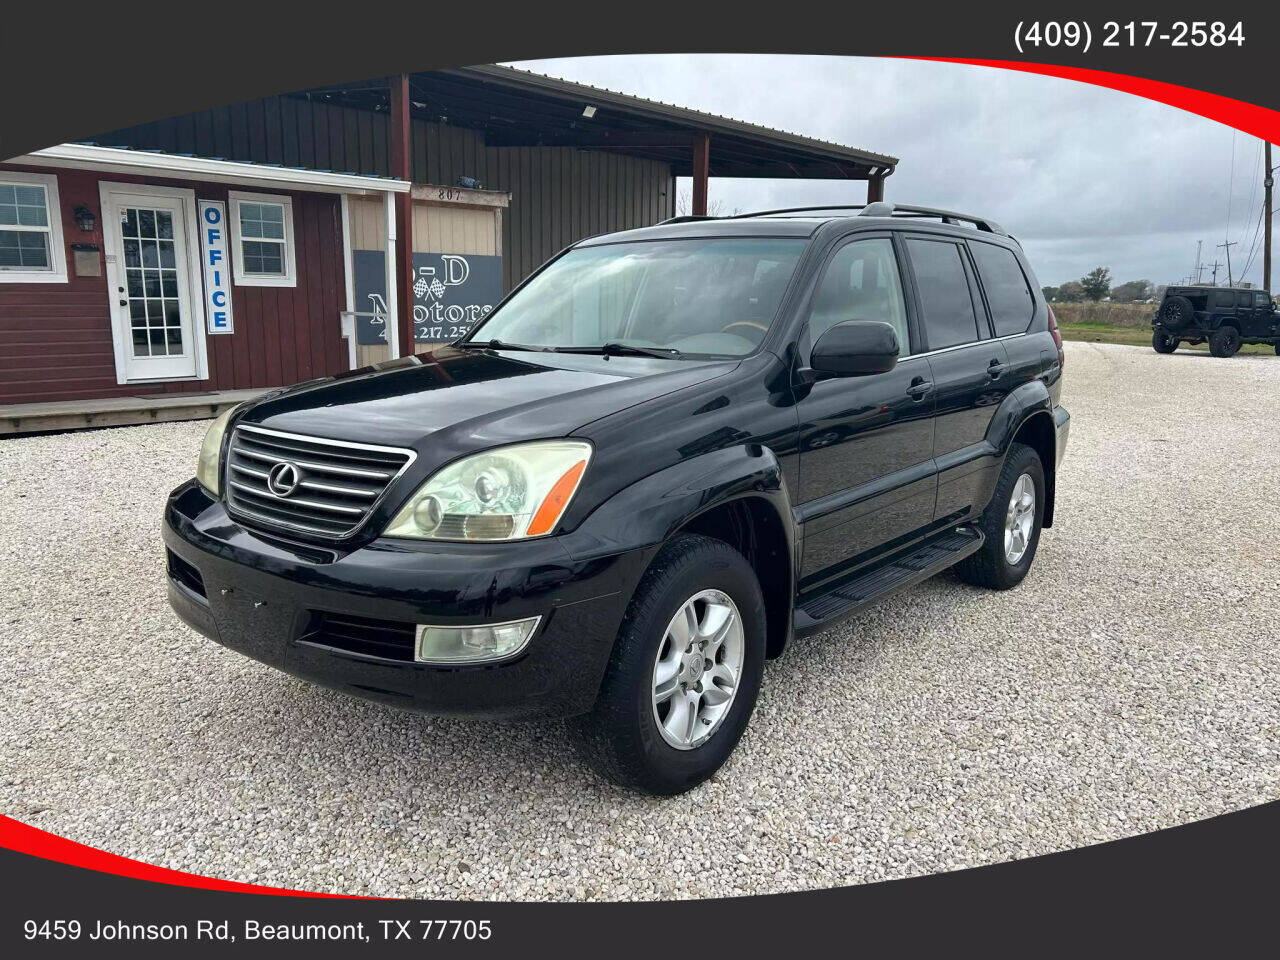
[266,461,302,497]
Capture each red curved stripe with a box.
[906,57,1280,142]
[0,816,358,898]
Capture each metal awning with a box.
[301,64,897,182]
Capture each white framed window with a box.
[0,171,67,283]
[228,190,296,287]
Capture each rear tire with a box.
[1152,330,1177,354]
[955,442,1045,591]
[1274,343,1280,357]
[579,534,766,795]
[1159,295,1195,329]
[1209,325,1241,358]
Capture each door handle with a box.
[906,378,933,399]
[986,359,1007,378]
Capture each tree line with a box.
[1042,268,1157,304]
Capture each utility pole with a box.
[1217,240,1238,286]
[1208,260,1223,285]
[1194,240,1203,284]
[1264,140,1273,293]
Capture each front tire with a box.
[955,442,1045,590]
[579,534,766,795]
[1209,325,1241,358]
[1152,330,1177,354]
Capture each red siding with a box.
[0,164,348,405]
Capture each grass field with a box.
[1058,320,1275,355]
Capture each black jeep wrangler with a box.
[1152,285,1280,357]
[164,202,1069,795]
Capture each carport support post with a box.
[391,73,415,357]
[867,170,886,203]
[1264,139,1272,294]
[692,133,710,216]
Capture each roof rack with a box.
[712,202,1008,236]
[656,214,721,225]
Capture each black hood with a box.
[239,345,737,466]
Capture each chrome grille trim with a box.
[224,424,416,540]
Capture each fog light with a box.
[414,616,541,664]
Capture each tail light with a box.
[1047,305,1065,369]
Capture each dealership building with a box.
[0,65,897,431]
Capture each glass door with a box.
[105,187,199,381]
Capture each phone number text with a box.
[1014,21,1245,54]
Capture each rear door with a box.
[793,234,937,586]
[901,234,1016,522]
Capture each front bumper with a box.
[163,481,640,719]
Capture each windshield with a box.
[464,237,806,357]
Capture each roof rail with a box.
[656,214,723,225]
[721,202,1009,236]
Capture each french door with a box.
[102,184,203,381]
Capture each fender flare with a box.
[561,444,797,653]
[984,378,1059,526]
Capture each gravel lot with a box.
[2,340,1278,900]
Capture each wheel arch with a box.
[567,445,798,660]
[1009,410,1058,528]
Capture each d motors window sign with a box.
[198,199,234,335]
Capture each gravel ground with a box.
[2,340,1278,900]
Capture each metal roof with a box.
[302,64,897,181]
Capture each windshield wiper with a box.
[455,338,550,352]
[553,342,683,359]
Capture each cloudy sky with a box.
[510,55,1273,289]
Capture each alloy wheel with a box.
[1004,473,1036,564]
[651,589,745,750]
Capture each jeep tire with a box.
[1209,325,1241,358]
[1159,295,1195,329]
[1152,330,1177,354]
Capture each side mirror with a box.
[810,320,899,376]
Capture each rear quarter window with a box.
[969,241,1035,337]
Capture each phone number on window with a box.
[1014,21,1245,54]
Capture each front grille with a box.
[302,611,417,661]
[224,425,414,540]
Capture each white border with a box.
[227,190,297,288]
[0,170,67,283]
[98,181,209,384]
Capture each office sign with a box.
[353,250,502,344]
[197,199,234,334]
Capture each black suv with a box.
[1152,284,1280,357]
[164,202,1069,795]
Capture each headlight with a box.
[385,440,592,541]
[195,405,240,495]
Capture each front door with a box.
[794,235,937,587]
[104,186,200,381]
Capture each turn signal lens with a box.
[385,440,593,541]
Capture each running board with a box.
[794,527,984,635]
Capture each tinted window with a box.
[1255,292,1271,307]
[808,238,909,351]
[970,241,1034,336]
[469,238,805,357]
[906,238,980,349]
[1237,292,1252,307]
[1213,291,1234,307]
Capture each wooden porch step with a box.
[0,388,267,436]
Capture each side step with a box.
[794,527,984,635]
